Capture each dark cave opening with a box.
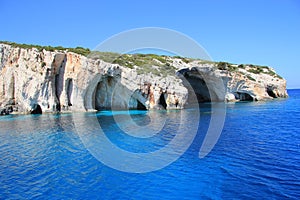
[55,74,61,111]
[54,74,60,99]
[236,92,254,101]
[54,62,66,111]
[195,93,211,103]
[137,100,147,110]
[181,74,212,105]
[56,103,61,112]
[66,78,73,106]
[93,78,148,111]
[94,81,106,111]
[31,104,42,114]
[266,89,277,98]
[159,93,167,109]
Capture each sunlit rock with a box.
[0,43,288,114]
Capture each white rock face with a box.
[0,44,187,113]
[177,61,288,103]
[0,43,288,114]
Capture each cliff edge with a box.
[0,42,288,115]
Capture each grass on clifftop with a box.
[216,61,282,79]
[0,41,178,77]
[0,41,283,79]
[0,41,91,56]
[89,52,177,77]
[89,51,170,67]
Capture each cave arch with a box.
[54,62,66,111]
[128,90,148,110]
[31,104,42,114]
[178,73,212,106]
[235,92,254,101]
[84,75,102,111]
[93,79,148,111]
[94,80,108,110]
[177,68,226,106]
[266,87,277,98]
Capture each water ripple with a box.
[0,90,300,199]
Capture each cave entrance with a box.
[54,74,61,111]
[54,62,66,112]
[266,89,277,98]
[181,74,212,106]
[236,92,254,101]
[137,100,147,110]
[94,81,107,111]
[31,104,42,114]
[66,78,73,106]
[159,93,167,109]
[93,78,148,111]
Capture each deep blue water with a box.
[0,90,299,199]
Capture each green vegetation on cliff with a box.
[89,52,176,77]
[215,61,282,79]
[0,41,283,79]
[0,41,91,56]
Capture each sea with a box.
[0,89,299,199]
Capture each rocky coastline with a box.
[0,42,288,115]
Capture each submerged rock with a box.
[0,43,288,114]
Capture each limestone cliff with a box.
[0,43,288,115]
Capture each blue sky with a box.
[1,0,299,88]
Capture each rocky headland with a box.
[0,42,288,115]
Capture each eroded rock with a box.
[0,43,288,115]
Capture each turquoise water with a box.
[0,90,299,199]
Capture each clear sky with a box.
[1,0,299,88]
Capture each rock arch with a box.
[94,80,109,110]
[83,74,102,111]
[266,85,277,98]
[177,68,225,106]
[83,75,149,111]
[234,92,254,101]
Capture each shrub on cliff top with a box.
[217,62,237,72]
[0,41,91,56]
[217,62,228,70]
[238,64,245,68]
[0,41,284,79]
[247,67,264,74]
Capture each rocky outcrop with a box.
[177,63,288,103]
[0,43,288,115]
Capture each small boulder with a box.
[225,93,237,102]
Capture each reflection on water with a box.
[0,90,299,199]
[74,108,200,173]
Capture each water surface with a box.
[0,90,299,199]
